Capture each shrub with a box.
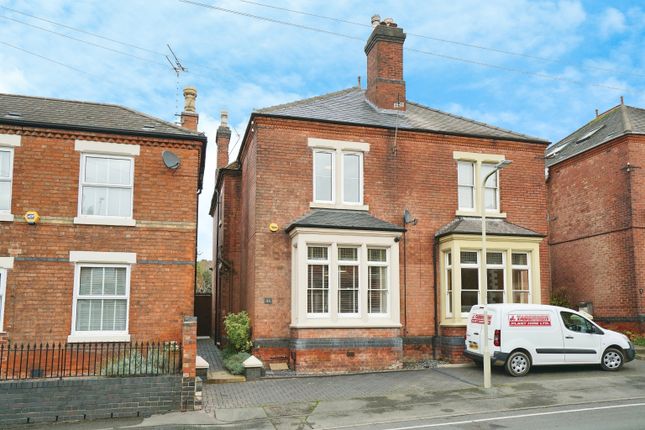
[550,289,572,309]
[223,352,251,375]
[224,311,253,353]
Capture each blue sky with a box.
[1,0,644,259]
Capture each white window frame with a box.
[306,245,331,317]
[0,134,20,222]
[445,251,453,317]
[485,251,505,304]
[453,152,506,218]
[0,268,7,332]
[341,152,364,206]
[290,228,400,328]
[511,252,532,303]
[308,138,369,210]
[68,251,135,343]
[312,150,335,204]
[367,247,389,316]
[337,246,360,317]
[74,140,139,227]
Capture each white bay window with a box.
[291,229,400,328]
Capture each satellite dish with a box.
[403,209,417,226]
[162,150,180,169]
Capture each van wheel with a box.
[505,351,531,377]
[601,348,624,371]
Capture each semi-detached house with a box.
[212,17,551,371]
[0,89,205,345]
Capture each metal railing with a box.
[0,341,182,380]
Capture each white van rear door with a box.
[466,307,496,354]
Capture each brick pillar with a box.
[181,316,198,412]
[216,111,231,169]
[0,332,7,348]
[182,316,197,378]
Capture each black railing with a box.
[0,341,182,380]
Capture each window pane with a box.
[0,181,10,211]
[368,249,386,262]
[107,187,132,217]
[103,268,117,295]
[338,247,357,261]
[481,163,497,187]
[446,268,452,314]
[368,266,388,313]
[103,299,116,330]
[339,265,358,314]
[0,151,10,178]
[108,159,131,185]
[461,291,479,313]
[458,186,474,209]
[484,187,497,210]
[307,264,328,313]
[114,300,127,330]
[461,251,478,264]
[487,291,504,304]
[308,246,328,260]
[512,292,529,304]
[512,253,528,266]
[343,154,360,203]
[512,269,530,291]
[76,300,91,331]
[486,252,503,265]
[116,268,126,295]
[487,268,504,304]
[457,161,474,186]
[81,186,108,216]
[85,157,109,183]
[314,152,333,201]
[461,267,479,290]
[89,300,102,330]
[446,252,452,266]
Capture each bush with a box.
[224,311,252,353]
[223,352,251,375]
[550,289,572,309]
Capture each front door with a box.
[560,311,601,363]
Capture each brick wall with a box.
[548,135,643,330]
[0,126,202,342]
[0,375,184,426]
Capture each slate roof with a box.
[0,93,204,140]
[546,103,645,167]
[257,87,547,143]
[285,209,405,233]
[435,217,543,238]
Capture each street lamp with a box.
[481,159,511,389]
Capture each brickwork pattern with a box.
[0,375,182,426]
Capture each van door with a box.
[465,307,497,356]
[506,310,564,364]
[559,311,602,363]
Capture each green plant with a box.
[223,352,251,375]
[550,289,572,309]
[634,337,645,347]
[101,348,173,376]
[224,311,253,353]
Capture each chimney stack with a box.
[216,111,231,169]
[364,16,406,111]
[181,87,199,131]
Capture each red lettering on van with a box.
[508,314,551,326]
[471,314,492,324]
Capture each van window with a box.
[560,312,596,334]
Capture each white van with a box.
[464,304,636,376]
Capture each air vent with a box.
[4,112,22,118]
[142,124,156,130]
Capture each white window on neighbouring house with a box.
[80,155,133,218]
[0,268,6,332]
[73,265,129,333]
[460,251,479,313]
[512,253,530,303]
[368,248,388,314]
[338,247,359,315]
[457,161,475,210]
[307,246,329,315]
[0,149,13,214]
[481,163,500,211]
[486,252,505,304]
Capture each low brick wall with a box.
[0,375,183,426]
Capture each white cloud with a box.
[599,7,627,38]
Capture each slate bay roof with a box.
[546,103,645,167]
[435,217,543,238]
[286,209,405,233]
[256,87,547,143]
[0,93,204,140]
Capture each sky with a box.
[1,0,644,259]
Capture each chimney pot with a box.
[371,15,381,28]
[384,17,395,26]
[183,87,197,113]
[221,111,229,127]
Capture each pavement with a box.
[35,358,645,429]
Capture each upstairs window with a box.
[481,163,500,211]
[457,161,475,210]
[80,155,133,218]
[314,151,334,203]
[454,152,507,216]
[342,153,362,204]
[0,149,12,213]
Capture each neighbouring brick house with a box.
[546,101,645,331]
[0,89,206,345]
[212,17,550,371]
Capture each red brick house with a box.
[546,101,645,331]
[212,18,550,371]
[0,89,206,345]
